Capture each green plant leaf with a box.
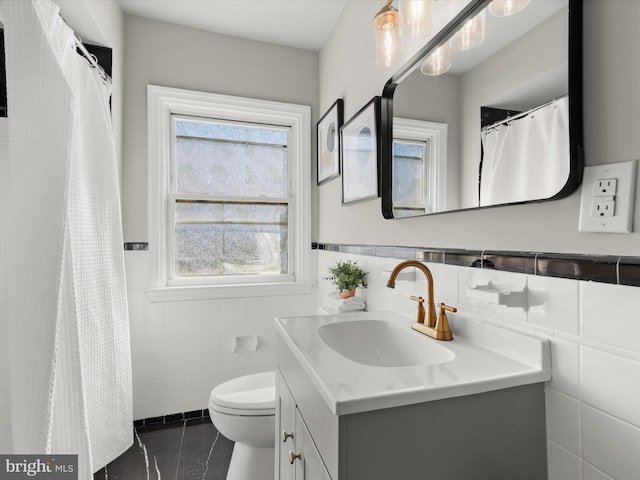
[324,260,368,292]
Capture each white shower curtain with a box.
[480,96,569,206]
[3,0,132,477]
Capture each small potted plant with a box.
[326,260,367,299]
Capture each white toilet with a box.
[208,371,276,480]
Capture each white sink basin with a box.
[275,310,551,415]
[318,319,454,367]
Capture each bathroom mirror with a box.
[380,0,583,218]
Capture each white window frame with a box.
[393,117,447,213]
[147,85,312,301]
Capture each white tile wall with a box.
[0,119,12,451]
[581,348,640,428]
[547,441,582,480]
[547,337,581,398]
[545,388,581,455]
[581,282,640,353]
[582,405,640,480]
[122,246,640,478]
[583,463,616,480]
[314,249,640,480]
[125,250,319,420]
[529,275,580,335]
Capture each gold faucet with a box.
[386,260,457,341]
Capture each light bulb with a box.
[380,13,398,30]
[449,10,485,51]
[420,44,451,76]
[488,0,530,17]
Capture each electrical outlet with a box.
[579,160,637,233]
[592,198,615,217]
[595,178,617,195]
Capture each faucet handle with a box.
[433,302,457,341]
[438,303,457,314]
[410,296,426,325]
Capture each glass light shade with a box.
[449,10,485,51]
[401,0,431,38]
[374,2,401,68]
[420,44,451,76]
[375,27,401,68]
[374,3,400,31]
[488,0,530,17]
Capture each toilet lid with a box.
[210,371,275,414]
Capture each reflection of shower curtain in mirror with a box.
[480,96,569,206]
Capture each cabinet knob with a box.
[282,430,294,443]
[289,451,302,464]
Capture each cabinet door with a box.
[277,372,297,480]
[277,371,332,480]
[295,410,332,480]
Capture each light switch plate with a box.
[579,160,637,233]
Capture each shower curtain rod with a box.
[482,94,568,132]
[58,12,110,83]
[75,38,109,81]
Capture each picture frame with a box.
[340,96,381,205]
[316,99,344,185]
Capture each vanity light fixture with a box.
[449,10,485,51]
[488,0,530,17]
[374,0,401,67]
[400,0,431,38]
[420,43,451,76]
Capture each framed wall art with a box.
[340,96,381,204]
[316,99,343,185]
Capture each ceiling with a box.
[117,0,348,51]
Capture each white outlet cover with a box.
[579,160,638,233]
[594,178,617,195]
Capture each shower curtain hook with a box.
[72,30,110,84]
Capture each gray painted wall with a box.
[121,14,319,242]
[318,0,640,255]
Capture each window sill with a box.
[146,281,314,303]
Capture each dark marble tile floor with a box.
[94,418,234,480]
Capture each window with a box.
[171,116,291,280]
[393,139,429,217]
[148,86,311,298]
[393,118,447,216]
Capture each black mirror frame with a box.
[380,0,583,219]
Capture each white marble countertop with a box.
[275,310,550,416]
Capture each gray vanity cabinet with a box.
[277,370,331,480]
[276,335,548,480]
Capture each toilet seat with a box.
[209,371,275,416]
